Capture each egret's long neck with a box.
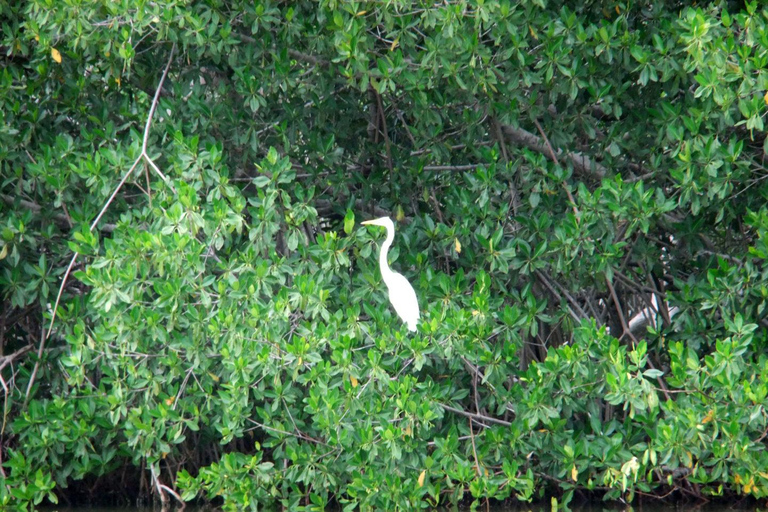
[378,225,395,280]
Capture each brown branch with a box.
[395,108,418,148]
[150,463,184,507]
[531,118,561,167]
[374,89,393,173]
[491,117,521,216]
[59,198,74,229]
[605,274,672,403]
[0,343,33,372]
[288,49,329,68]
[234,32,330,68]
[605,274,634,345]
[500,124,607,179]
[468,418,482,478]
[439,403,512,427]
[429,189,444,224]
[535,270,589,322]
[422,164,483,171]
[531,118,581,220]
[245,419,328,445]
[491,117,509,163]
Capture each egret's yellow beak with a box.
[361,220,374,225]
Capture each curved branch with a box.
[501,124,607,179]
[0,344,33,372]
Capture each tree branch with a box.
[24,44,177,406]
[439,403,512,427]
[233,32,330,68]
[500,124,607,179]
[0,344,33,372]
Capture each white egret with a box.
[361,217,420,332]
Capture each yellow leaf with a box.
[356,10,367,16]
[395,205,405,222]
[207,372,220,383]
[0,244,7,260]
[701,409,715,424]
[165,397,174,406]
[571,465,578,482]
[734,474,742,484]
[390,38,399,52]
[759,472,768,480]
[51,47,62,63]
[454,238,462,254]
[529,25,538,40]
[297,357,302,365]
[417,470,426,487]
[350,375,358,387]
[35,34,40,42]
[404,424,412,436]
[115,77,121,87]
[615,5,620,14]
[764,91,768,106]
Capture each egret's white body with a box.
[361,217,420,332]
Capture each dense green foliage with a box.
[3,0,768,508]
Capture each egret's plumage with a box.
[361,217,420,332]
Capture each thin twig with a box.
[535,270,586,322]
[605,274,633,344]
[24,44,177,406]
[59,199,74,229]
[0,373,9,437]
[429,189,444,224]
[468,418,482,477]
[532,118,580,220]
[500,123,607,179]
[245,418,327,445]
[605,272,672,402]
[374,89,393,173]
[0,344,33,372]
[439,403,511,427]
[158,484,185,508]
[422,163,483,171]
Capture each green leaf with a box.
[344,209,355,234]
[253,176,271,188]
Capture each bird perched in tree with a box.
[361,217,420,332]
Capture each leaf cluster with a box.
[2,0,768,508]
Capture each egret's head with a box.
[361,217,394,231]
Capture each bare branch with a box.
[501,124,607,179]
[24,44,177,406]
[439,403,512,427]
[532,118,581,219]
[0,344,33,372]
